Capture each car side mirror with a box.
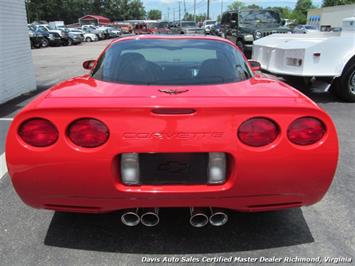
[83,60,96,70]
[249,60,261,71]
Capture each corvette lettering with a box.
[122,132,224,139]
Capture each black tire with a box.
[67,38,73,46]
[85,37,92,42]
[334,59,355,102]
[41,38,49,48]
[33,41,41,49]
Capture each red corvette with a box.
[6,35,338,227]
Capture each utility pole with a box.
[178,1,181,25]
[167,7,170,21]
[173,8,176,22]
[207,0,210,20]
[183,0,186,15]
[193,0,196,22]
[220,0,223,21]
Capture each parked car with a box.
[173,21,205,34]
[113,22,132,34]
[156,21,172,34]
[146,22,160,34]
[81,25,106,40]
[220,9,291,54]
[134,23,150,34]
[34,24,67,39]
[210,23,223,36]
[67,30,84,45]
[29,25,62,47]
[202,20,216,34]
[28,29,45,49]
[252,17,355,102]
[6,35,338,228]
[69,29,98,42]
[33,24,69,46]
[293,24,319,34]
[107,26,121,37]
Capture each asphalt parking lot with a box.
[0,39,354,265]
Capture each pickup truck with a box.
[252,17,355,102]
[33,24,70,46]
[220,9,290,55]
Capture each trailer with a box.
[252,17,355,102]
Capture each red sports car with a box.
[6,35,338,228]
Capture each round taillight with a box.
[238,117,279,147]
[287,117,325,145]
[18,118,58,147]
[68,118,109,148]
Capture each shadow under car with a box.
[44,207,313,254]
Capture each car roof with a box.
[110,34,232,45]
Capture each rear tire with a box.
[85,37,92,42]
[33,41,41,49]
[334,60,355,102]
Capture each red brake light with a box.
[68,118,109,148]
[288,117,325,145]
[18,118,58,147]
[238,117,279,147]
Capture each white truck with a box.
[252,17,355,102]
[49,21,64,29]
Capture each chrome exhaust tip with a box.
[121,208,140,226]
[189,207,209,228]
[141,208,160,227]
[209,208,228,226]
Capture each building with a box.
[308,4,355,28]
[0,0,36,104]
[79,15,111,26]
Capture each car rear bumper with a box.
[38,194,306,213]
[8,143,337,213]
[6,98,338,213]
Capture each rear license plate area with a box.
[139,153,208,185]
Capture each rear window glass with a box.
[92,39,252,85]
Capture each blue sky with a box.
[142,0,322,20]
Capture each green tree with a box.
[322,0,355,7]
[228,1,245,10]
[147,9,162,20]
[183,13,208,22]
[26,0,147,23]
[267,6,293,19]
[127,0,145,19]
[247,4,262,9]
[291,0,314,24]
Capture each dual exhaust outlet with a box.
[121,207,228,227]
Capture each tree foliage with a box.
[25,0,146,24]
[228,1,245,10]
[292,0,314,24]
[322,0,355,7]
[183,13,208,22]
[147,9,162,20]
